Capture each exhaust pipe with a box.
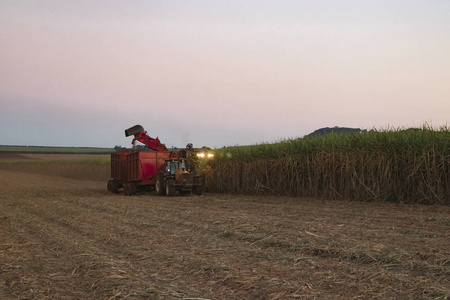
[125,125,145,137]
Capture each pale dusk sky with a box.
[1,1,449,148]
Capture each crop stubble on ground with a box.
[0,169,449,299]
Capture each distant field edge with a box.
[0,145,114,154]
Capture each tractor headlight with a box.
[196,152,214,159]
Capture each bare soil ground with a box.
[0,169,449,299]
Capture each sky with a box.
[1,0,449,148]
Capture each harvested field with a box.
[0,154,35,160]
[0,153,110,161]
[1,169,449,299]
[0,154,110,182]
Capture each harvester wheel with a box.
[165,179,176,197]
[192,185,203,195]
[192,177,203,195]
[155,174,165,196]
[107,180,120,193]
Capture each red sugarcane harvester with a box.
[107,125,203,196]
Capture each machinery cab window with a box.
[166,159,187,175]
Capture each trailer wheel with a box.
[165,179,176,197]
[124,182,137,196]
[128,182,137,195]
[155,174,165,196]
[107,180,120,193]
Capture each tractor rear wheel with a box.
[155,174,165,196]
[165,179,176,197]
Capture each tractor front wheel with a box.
[165,179,176,197]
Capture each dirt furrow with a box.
[1,170,449,299]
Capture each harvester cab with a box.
[178,145,214,174]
